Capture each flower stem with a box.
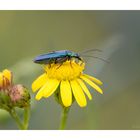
[9,106,30,130]
[9,108,25,130]
[59,107,70,130]
[23,106,30,130]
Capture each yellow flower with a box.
[32,60,103,107]
[0,69,12,90]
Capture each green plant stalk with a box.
[23,106,30,129]
[9,106,30,130]
[59,107,70,130]
[9,108,25,130]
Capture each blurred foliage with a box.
[0,11,140,130]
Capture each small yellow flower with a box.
[0,69,12,90]
[32,60,103,107]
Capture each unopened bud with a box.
[9,84,30,108]
[0,69,12,90]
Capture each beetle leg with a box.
[71,61,73,68]
[48,59,51,68]
[70,59,73,68]
[54,58,57,64]
[56,63,63,69]
[56,57,68,69]
[76,57,84,65]
[48,58,55,68]
[66,56,73,68]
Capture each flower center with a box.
[44,60,85,80]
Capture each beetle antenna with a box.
[79,48,102,54]
[81,55,110,63]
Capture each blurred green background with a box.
[0,11,140,130]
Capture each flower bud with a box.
[0,69,12,90]
[9,84,30,108]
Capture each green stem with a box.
[9,106,30,130]
[9,108,25,130]
[59,107,70,130]
[23,106,30,130]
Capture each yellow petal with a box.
[35,85,45,100]
[0,73,3,86]
[3,69,12,82]
[32,73,48,92]
[77,78,92,100]
[35,78,59,100]
[43,79,60,98]
[60,80,72,107]
[80,75,103,94]
[83,74,103,85]
[70,80,87,107]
